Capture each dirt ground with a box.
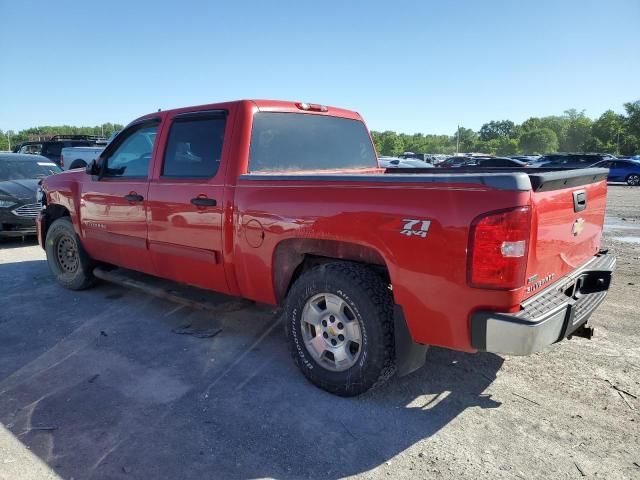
[0,185,638,480]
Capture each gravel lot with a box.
[0,185,638,480]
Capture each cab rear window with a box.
[248,112,376,172]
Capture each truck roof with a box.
[130,99,363,125]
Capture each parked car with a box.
[474,157,526,168]
[37,99,614,396]
[14,135,106,166]
[399,153,440,164]
[437,155,523,168]
[536,153,615,169]
[379,157,433,169]
[591,159,640,185]
[510,155,541,164]
[60,146,106,170]
[437,155,479,167]
[0,153,62,237]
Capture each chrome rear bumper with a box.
[470,251,615,356]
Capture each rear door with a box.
[79,119,160,273]
[146,110,229,293]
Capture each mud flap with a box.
[394,305,428,376]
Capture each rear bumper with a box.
[470,251,615,356]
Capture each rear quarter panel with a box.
[233,177,532,352]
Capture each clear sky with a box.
[1,0,638,135]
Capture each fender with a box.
[41,173,83,238]
[272,238,388,303]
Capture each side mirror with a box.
[86,159,100,176]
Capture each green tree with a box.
[454,127,477,152]
[619,100,640,155]
[588,110,624,153]
[623,100,640,137]
[495,137,519,155]
[479,120,517,141]
[562,109,593,151]
[371,131,404,156]
[522,116,569,150]
[519,128,558,154]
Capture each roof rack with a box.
[49,134,107,141]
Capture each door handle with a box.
[124,193,144,202]
[191,197,217,207]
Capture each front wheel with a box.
[45,217,96,290]
[626,174,640,186]
[285,262,396,396]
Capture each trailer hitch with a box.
[568,323,595,340]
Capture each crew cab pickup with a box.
[37,100,615,396]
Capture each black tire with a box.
[626,174,640,186]
[285,262,395,396]
[69,159,87,170]
[45,217,96,290]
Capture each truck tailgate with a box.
[524,169,609,299]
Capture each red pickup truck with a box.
[37,100,615,396]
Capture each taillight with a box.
[468,206,531,289]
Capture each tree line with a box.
[0,124,124,151]
[1,99,639,157]
[372,99,640,157]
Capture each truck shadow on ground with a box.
[0,255,504,480]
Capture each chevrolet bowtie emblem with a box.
[572,218,585,236]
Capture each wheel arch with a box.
[40,203,71,246]
[272,238,390,305]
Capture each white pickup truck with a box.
[60,146,106,171]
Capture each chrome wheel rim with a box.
[629,175,640,186]
[56,235,79,273]
[300,293,362,372]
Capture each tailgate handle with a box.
[573,190,587,212]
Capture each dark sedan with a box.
[437,156,525,168]
[0,153,62,237]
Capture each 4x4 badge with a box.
[400,219,431,238]
[572,218,585,236]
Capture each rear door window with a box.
[249,112,377,172]
[162,112,226,178]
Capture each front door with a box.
[147,110,229,293]
[80,120,160,273]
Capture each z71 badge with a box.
[400,219,431,238]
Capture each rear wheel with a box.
[285,262,395,396]
[45,217,96,290]
[626,174,640,186]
